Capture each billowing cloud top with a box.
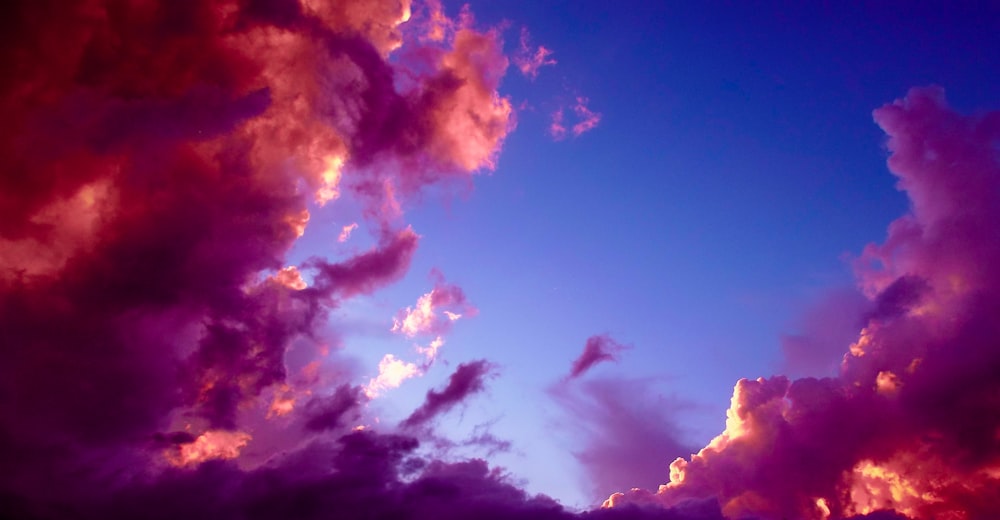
[604,87,1000,520]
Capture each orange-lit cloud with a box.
[272,266,307,290]
[164,430,252,467]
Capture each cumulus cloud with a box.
[605,87,1000,520]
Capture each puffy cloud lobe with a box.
[393,271,477,337]
[365,354,423,398]
[401,360,494,429]
[570,334,630,378]
[164,430,253,467]
[606,87,1000,519]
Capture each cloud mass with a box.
[1,0,997,519]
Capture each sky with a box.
[1,1,999,520]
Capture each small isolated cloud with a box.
[550,108,567,140]
[310,227,419,299]
[570,334,629,378]
[571,97,602,137]
[514,27,556,80]
[401,360,494,429]
[338,222,358,243]
[550,97,602,140]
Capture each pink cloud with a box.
[549,97,602,141]
[550,108,568,140]
[337,222,358,243]
[572,97,602,137]
[514,28,557,80]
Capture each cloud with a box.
[569,334,630,379]
[550,97,602,140]
[303,384,365,431]
[571,97,602,137]
[605,87,1000,519]
[311,227,420,299]
[337,222,359,243]
[364,354,423,398]
[552,377,696,503]
[780,287,870,377]
[401,360,495,429]
[550,108,568,140]
[514,28,557,80]
[392,270,477,338]
[0,0,523,516]
[3,0,998,518]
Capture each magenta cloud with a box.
[570,334,630,378]
[401,360,495,429]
